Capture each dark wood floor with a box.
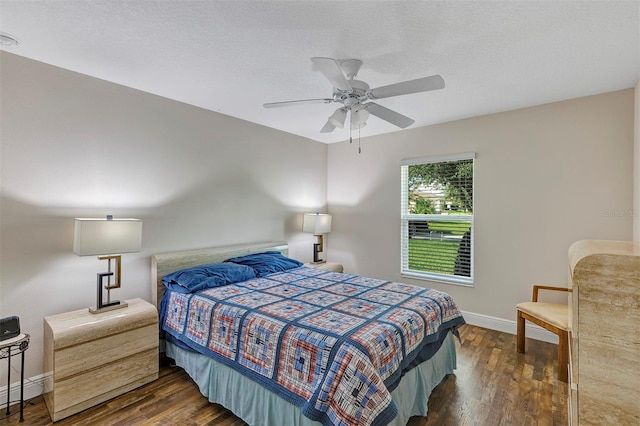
[0,324,567,425]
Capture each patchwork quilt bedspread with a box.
[161,266,465,426]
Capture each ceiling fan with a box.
[263,57,445,133]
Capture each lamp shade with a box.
[73,218,142,256]
[303,213,332,235]
[350,121,367,130]
[351,104,369,126]
[328,108,347,129]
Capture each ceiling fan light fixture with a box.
[328,108,347,128]
[351,105,369,126]
[351,121,367,130]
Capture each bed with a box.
[151,241,465,426]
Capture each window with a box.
[401,153,475,285]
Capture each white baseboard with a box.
[461,310,558,344]
[0,372,47,409]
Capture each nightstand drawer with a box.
[54,347,157,412]
[55,323,157,379]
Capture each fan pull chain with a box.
[358,125,362,154]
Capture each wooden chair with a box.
[516,285,572,382]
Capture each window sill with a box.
[401,271,474,287]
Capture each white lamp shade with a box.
[73,218,143,256]
[328,108,347,128]
[350,121,367,130]
[303,213,332,235]
[351,105,370,125]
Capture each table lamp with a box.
[73,216,142,314]
[303,213,332,263]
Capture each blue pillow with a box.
[163,262,256,293]
[226,251,303,277]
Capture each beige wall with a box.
[0,52,327,384]
[327,89,634,321]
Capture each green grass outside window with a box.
[407,220,471,275]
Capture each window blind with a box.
[400,154,475,285]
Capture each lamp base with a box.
[89,301,128,314]
[312,241,324,263]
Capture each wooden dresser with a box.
[568,240,640,425]
[43,298,158,421]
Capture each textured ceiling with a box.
[1,1,638,143]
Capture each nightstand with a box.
[43,298,158,421]
[304,262,344,273]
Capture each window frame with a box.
[400,152,476,286]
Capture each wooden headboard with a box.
[150,241,288,309]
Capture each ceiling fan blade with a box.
[366,102,415,128]
[263,98,333,108]
[320,120,336,133]
[369,75,445,99]
[311,57,352,92]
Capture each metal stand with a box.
[313,242,322,263]
[311,234,326,263]
[0,333,29,422]
[90,255,127,314]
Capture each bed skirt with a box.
[166,331,457,426]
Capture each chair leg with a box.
[557,329,569,382]
[516,310,525,353]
